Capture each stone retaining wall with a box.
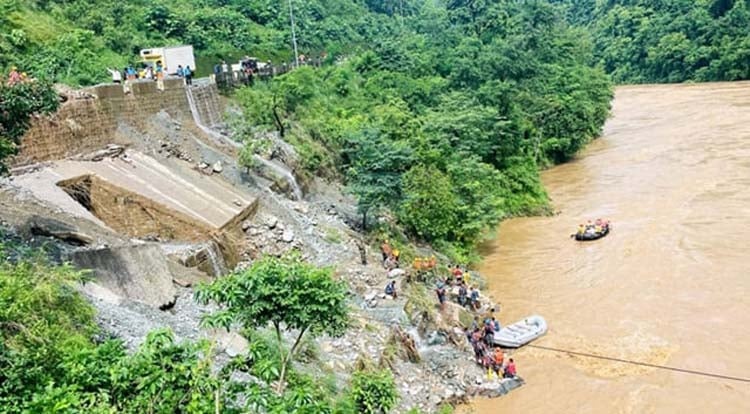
[14,78,222,166]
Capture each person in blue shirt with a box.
[184,65,193,85]
[384,280,397,298]
[492,317,502,331]
[176,65,184,77]
[470,287,480,310]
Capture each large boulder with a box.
[72,244,178,309]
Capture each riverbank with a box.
[466,82,750,413]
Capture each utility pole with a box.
[288,0,300,67]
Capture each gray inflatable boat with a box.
[492,315,548,348]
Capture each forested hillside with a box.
[0,0,380,84]
[234,1,612,259]
[557,0,750,83]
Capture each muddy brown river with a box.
[467,83,750,413]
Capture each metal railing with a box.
[213,59,323,90]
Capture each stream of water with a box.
[467,83,750,413]
[185,85,303,200]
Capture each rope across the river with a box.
[527,344,750,383]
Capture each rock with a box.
[211,330,249,358]
[241,221,251,231]
[212,161,223,173]
[293,203,309,214]
[320,341,334,353]
[378,293,387,299]
[388,268,406,278]
[199,162,209,169]
[265,216,279,229]
[427,331,448,346]
[282,229,295,243]
[233,199,243,207]
[364,292,377,302]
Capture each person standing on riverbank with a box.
[470,286,480,310]
[380,239,392,262]
[504,358,517,378]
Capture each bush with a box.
[0,77,59,173]
[350,366,398,414]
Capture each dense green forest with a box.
[557,0,750,83]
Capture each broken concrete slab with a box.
[25,215,94,246]
[72,244,178,309]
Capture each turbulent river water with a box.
[468,83,750,413]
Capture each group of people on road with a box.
[108,60,193,92]
[175,64,194,85]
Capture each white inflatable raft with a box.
[492,315,548,348]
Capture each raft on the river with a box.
[492,315,548,348]
[574,224,611,241]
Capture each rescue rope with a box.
[526,344,750,383]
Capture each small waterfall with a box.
[185,84,303,201]
[204,240,228,277]
[253,155,303,201]
[406,327,430,354]
[185,86,241,150]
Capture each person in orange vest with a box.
[413,257,422,271]
[493,348,505,376]
[380,239,392,262]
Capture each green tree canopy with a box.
[195,255,349,393]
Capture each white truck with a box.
[139,45,196,76]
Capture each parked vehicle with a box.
[140,45,195,76]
